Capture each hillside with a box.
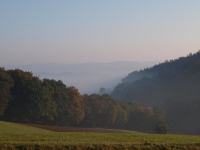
[111,51,200,134]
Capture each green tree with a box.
[0,68,13,117]
[4,70,57,124]
[4,69,34,122]
[37,80,58,124]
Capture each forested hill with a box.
[121,52,199,84]
[111,50,200,134]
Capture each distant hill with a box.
[4,61,157,94]
[111,51,200,134]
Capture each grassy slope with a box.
[1,121,200,150]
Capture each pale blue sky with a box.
[1,0,200,65]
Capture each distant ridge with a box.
[4,61,157,94]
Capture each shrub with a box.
[155,122,169,134]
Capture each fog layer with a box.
[5,61,157,94]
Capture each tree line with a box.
[0,68,167,133]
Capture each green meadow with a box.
[1,121,200,150]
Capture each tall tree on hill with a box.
[65,86,85,125]
[42,79,69,125]
[37,80,58,124]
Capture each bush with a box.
[155,122,169,134]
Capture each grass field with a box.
[1,121,200,150]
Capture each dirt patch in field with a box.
[25,124,128,133]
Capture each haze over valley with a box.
[1,0,200,137]
[4,61,157,94]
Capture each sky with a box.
[1,0,200,65]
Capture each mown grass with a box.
[1,121,200,150]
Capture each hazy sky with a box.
[1,0,200,65]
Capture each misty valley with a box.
[2,1,200,149]
[1,51,200,135]
[4,61,157,94]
